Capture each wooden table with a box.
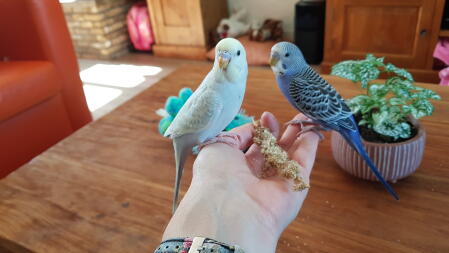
[1,65,448,253]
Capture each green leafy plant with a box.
[331,54,441,141]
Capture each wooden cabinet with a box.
[147,0,228,59]
[322,0,446,83]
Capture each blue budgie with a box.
[164,38,248,212]
[269,42,398,200]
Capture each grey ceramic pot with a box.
[331,120,426,183]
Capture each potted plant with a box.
[330,54,441,182]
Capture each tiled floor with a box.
[79,53,320,120]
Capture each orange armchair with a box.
[0,0,92,177]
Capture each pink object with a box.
[127,2,154,51]
[439,68,449,86]
[433,39,449,86]
[331,118,426,183]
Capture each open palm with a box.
[237,112,318,231]
[163,112,319,252]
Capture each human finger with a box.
[279,113,308,149]
[290,132,320,178]
[229,122,254,151]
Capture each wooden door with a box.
[324,0,438,69]
[148,0,206,47]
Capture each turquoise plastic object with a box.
[224,113,253,131]
[179,88,193,102]
[158,115,173,135]
[165,96,184,117]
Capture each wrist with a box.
[163,183,279,253]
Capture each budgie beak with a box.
[218,51,231,70]
[270,54,279,67]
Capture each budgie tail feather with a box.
[339,127,399,200]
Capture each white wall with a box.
[227,0,299,40]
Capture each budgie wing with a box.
[164,89,223,138]
[289,67,357,131]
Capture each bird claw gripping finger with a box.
[285,119,326,141]
[284,118,314,129]
[298,125,326,141]
[216,132,241,143]
[198,132,241,150]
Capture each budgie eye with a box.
[237,50,241,56]
[285,53,290,57]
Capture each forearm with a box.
[163,183,279,253]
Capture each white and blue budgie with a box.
[164,38,248,213]
[269,42,399,200]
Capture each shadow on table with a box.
[0,237,34,253]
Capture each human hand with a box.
[163,112,320,253]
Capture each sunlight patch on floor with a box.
[83,84,123,112]
[80,64,163,88]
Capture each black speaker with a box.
[294,0,325,64]
[442,0,449,30]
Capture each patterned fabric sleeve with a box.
[154,237,245,253]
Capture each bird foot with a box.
[198,132,241,150]
[298,125,326,141]
[285,119,326,141]
[285,118,315,129]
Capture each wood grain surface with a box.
[147,0,227,60]
[322,0,446,83]
[1,65,448,253]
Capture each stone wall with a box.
[62,0,133,59]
